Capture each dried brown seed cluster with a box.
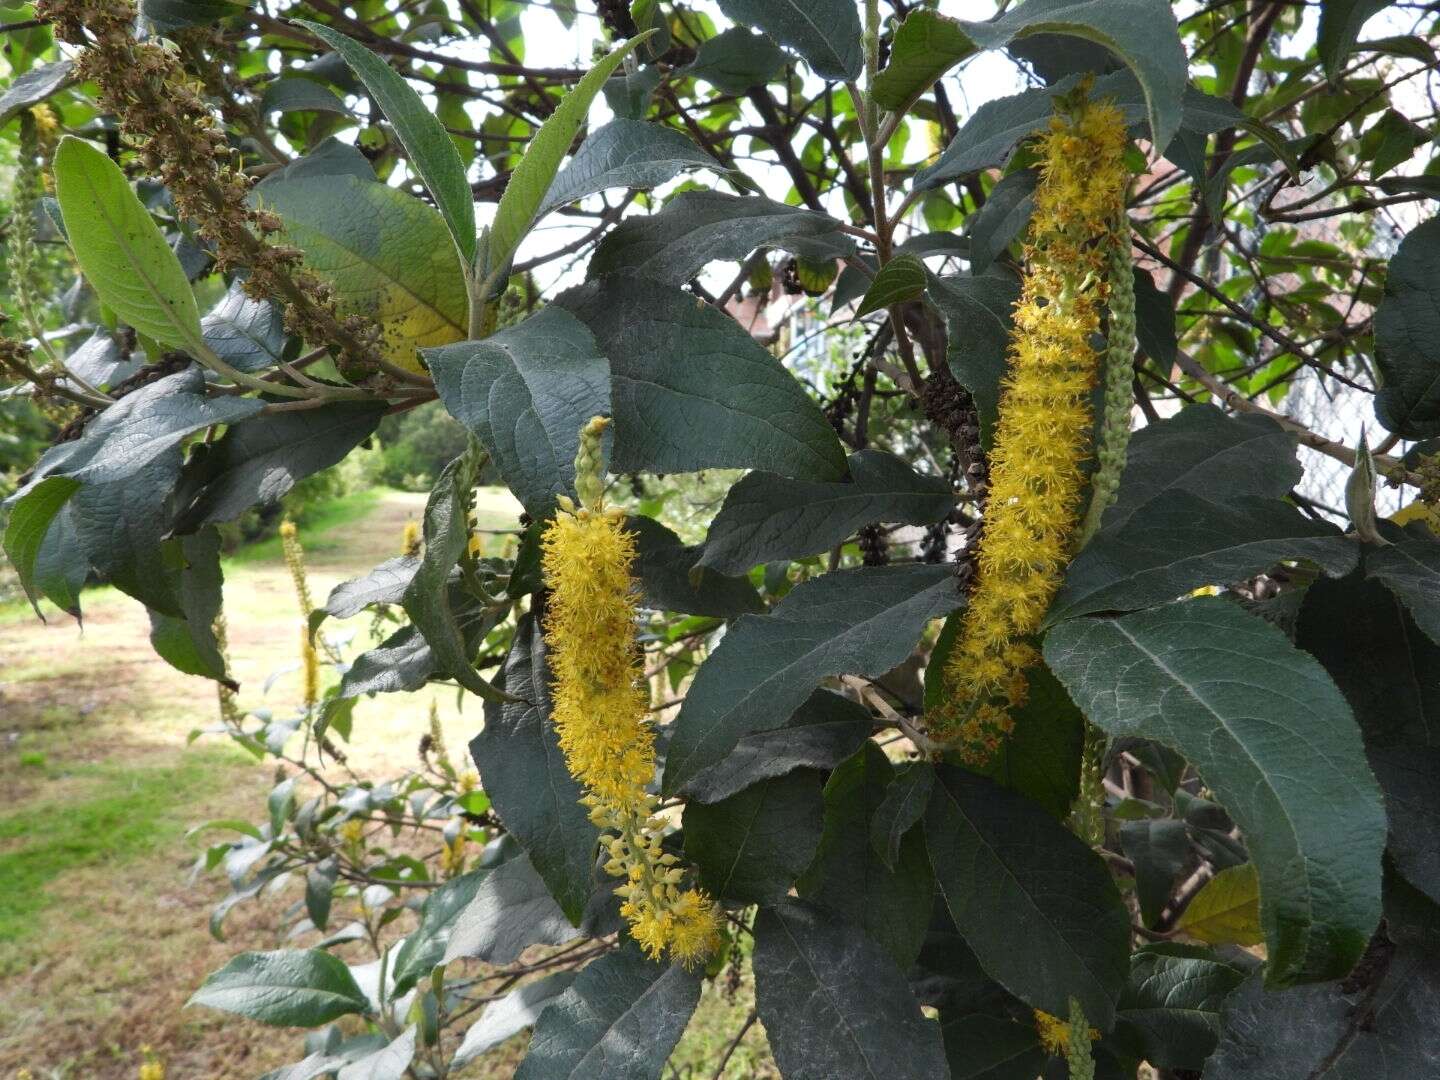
[38,0,385,375]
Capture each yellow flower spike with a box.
[300,625,319,708]
[541,417,721,965]
[401,519,421,556]
[932,92,1128,760]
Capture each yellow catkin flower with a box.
[338,819,365,847]
[401,519,422,556]
[440,833,467,878]
[542,417,721,966]
[1034,1008,1099,1057]
[301,625,319,708]
[933,93,1128,762]
[458,769,480,794]
[278,519,314,616]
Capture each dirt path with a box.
[0,487,522,1077]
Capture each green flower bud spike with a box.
[574,415,611,511]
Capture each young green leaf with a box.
[52,136,203,352]
[295,21,476,270]
[188,948,371,1026]
[486,32,653,281]
[855,253,926,317]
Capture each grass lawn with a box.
[0,486,775,1079]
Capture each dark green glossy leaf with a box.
[966,169,1036,274]
[337,624,435,697]
[1317,0,1391,78]
[1368,745,1440,905]
[141,0,246,31]
[715,0,863,81]
[753,900,948,1079]
[686,27,786,93]
[0,59,74,126]
[427,305,610,517]
[628,515,762,618]
[695,449,953,576]
[1133,267,1177,367]
[200,282,286,373]
[1366,537,1440,645]
[1205,943,1440,1079]
[662,564,961,794]
[401,453,510,702]
[677,688,874,804]
[870,762,933,871]
[556,276,846,480]
[855,254,927,317]
[175,403,385,529]
[75,451,182,614]
[2,474,81,617]
[940,1013,1047,1080]
[1114,944,1248,1070]
[188,949,370,1026]
[469,616,597,923]
[514,944,700,1080]
[540,119,718,214]
[443,855,583,965]
[147,529,232,685]
[1049,492,1358,625]
[1375,217,1440,438]
[1045,598,1386,985]
[391,869,488,994]
[799,743,934,967]
[928,269,1022,448]
[926,766,1130,1028]
[684,769,824,904]
[1118,819,1189,927]
[587,192,851,285]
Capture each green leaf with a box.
[335,624,435,698]
[514,943,700,1080]
[556,276,847,480]
[1048,492,1358,625]
[855,254,927,318]
[628,515,763,618]
[189,949,370,1026]
[965,169,1037,274]
[871,10,977,112]
[1366,745,1440,905]
[715,0,863,81]
[401,452,511,703]
[469,616,598,923]
[603,65,661,121]
[1205,944,1440,1079]
[1133,266,1177,367]
[30,502,87,617]
[1114,944,1248,1070]
[587,191,852,285]
[1103,406,1303,530]
[1376,218,1440,438]
[960,0,1187,154]
[662,564,962,794]
[426,305,610,517]
[174,403,386,529]
[925,766,1130,1028]
[1118,819,1189,927]
[487,34,651,279]
[677,688,873,804]
[798,743,935,968]
[0,59,74,127]
[259,76,351,116]
[1044,598,1387,985]
[1366,538,1440,646]
[686,26,787,93]
[390,869,488,995]
[141,0,247,32]
[147,529,232,685]
[695,449,953,576]
[52,136,202,352]
[295,21,475,269]
[1297,570,1440,750]
[443,856,584,965]
[255,173,466,370]
[1317,0,1391,79]
[927,269,1022,448]
[1175,864,1263,946]
[869,762,933,871]
[2,474,80,616]
[939,1013,1047,1080]
[335,1026,415,1080]
[684,769,824,904]
[539,119,719,215]
[752,900,949,1079]
[971,661,1086,819]
[201,282,286,373]
[452,971,577,1068]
